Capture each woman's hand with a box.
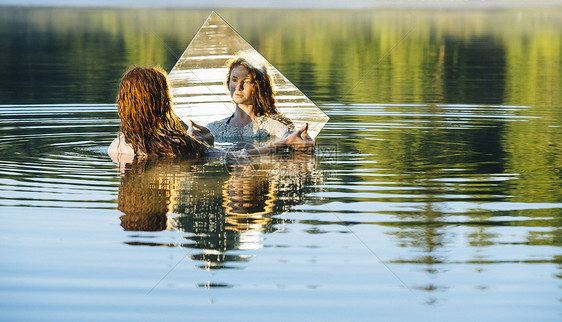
[284,123,315,151]
[187,119,214,146]
[245,123,315,156]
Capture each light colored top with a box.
[206,115,292,140]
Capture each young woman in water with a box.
[108,66,312,161]
[205,54,294,140]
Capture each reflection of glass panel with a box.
[168,11,329,139]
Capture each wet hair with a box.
[117,66,207,158]
[226,54,294,131]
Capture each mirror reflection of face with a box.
[229,64,254,106]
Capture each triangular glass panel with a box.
[168,11,329,139]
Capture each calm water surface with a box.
[0,6,561,321]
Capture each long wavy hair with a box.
[117,66,207,158]
[226,54,294,130]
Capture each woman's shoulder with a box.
[108,133,135,164]
[108,134,135,155]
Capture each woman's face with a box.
[229,64,254,106]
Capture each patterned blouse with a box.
[207,115,292,141]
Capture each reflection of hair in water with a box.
[223,172,275,215]
[119,213,167,231]
[118,157,195,231]
[226,52,294,131]
[222,169,277,232]
[118,185,169,232]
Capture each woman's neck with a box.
[229,104,255,127]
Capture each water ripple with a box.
[0,104,120,208]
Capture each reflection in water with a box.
[2,7,561,107]
[223,167,278,229]
[117,158,196,232]
[117,152,322,270]
[442,35,507,105]
[316,102,562,303]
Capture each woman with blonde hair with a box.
[206,54,294,140]
[108,66,312,162]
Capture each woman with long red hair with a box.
[206,53,294,140]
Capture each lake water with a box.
[1,6,561,321]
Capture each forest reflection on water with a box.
[1,7,561,107]
[0,5,561,321]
